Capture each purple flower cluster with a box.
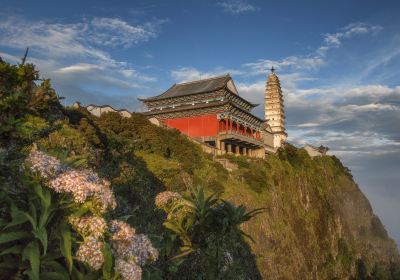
[27,150,116,213]
[110,220,158,279]
[69,215,107,239]
[115,258,142,280]
[76,236,104,270]
[26,149,158,277]
[26,150,67,179]
[49,169,116,211]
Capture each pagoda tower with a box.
[265,67,287,148]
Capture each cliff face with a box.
[218,152,399,279]
[101,111,398,279]
[91,112,399,279]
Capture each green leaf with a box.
[0,244,23,256]
[38,187,53,229]
[42,260,70,280]
[0,218,8,227]
[33,226,47,254]
[71,266,84,280]
[4,203,29,229]
[59,221,73,273]
[24,202,38,229]
[32,183,45,205]
[40,272,68,280]
[0,231,30,244]
[22,240,40,280]
[102,243,113,279]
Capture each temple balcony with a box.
[218,130,264,148]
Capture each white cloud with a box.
[87,17,165,48]
[342,103,398,112]
[217,0,259,14]
[0,16,166,109]
[296,123,320,128]
[171,67,243,82]
[319,22,382,55]
[55,63,104,74]
[0,16,164,56]
[0,16,165,71]
[243,56,325,75]
[243,22,383,76]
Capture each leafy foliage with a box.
[157,188,264,279]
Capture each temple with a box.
[139,69,286,158]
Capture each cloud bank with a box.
[0,16,166,109]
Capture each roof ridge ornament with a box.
[270,66,275,73]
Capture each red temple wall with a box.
[163,114,219,137]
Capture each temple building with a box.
[139,69,286,158]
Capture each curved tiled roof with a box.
[139,74,231,101]
[139,74,258,109]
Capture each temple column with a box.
[236,122,239,134]
[229,117,233,132]
[227,143,232,154]
[216,139,221,150]
[248,148,252,157]
[242,147,247,156]
[235,145,240,155]
[225,118,228,133]
[221,141,226,153]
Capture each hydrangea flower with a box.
[27,150,116,212]
[110,220,136,241]
[26,149,158,278]
[69,215,107,239]
[155,191,181,208]
[48,169,116,211]
[110,220,158,266]
[115,258,142,280]
[76,236,104,270]
[26,150,67,179]
[129,234,159,266]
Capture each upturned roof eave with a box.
[224,87,259,108]
[142,99,265,123]
[139,75,231,102]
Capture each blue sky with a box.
[1,0,400,246]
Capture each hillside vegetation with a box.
[1,59,399,279]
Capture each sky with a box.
[0,0,399,246]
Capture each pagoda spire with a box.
[264,69,287,148]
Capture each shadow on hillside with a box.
[66,108,262,279]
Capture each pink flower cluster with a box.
[49,169,116,211]
[69,215,107,239]
[26,149,159,277]
[27,150,116,213]
[155,191,181,208]
[76,236,104,270]
[110,220,158,279]
[115,259,142,280]
[26,150,67,179]
[110,220,136,241]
